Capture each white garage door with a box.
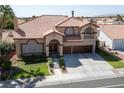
[113,39,124,50]
[22,40,43,55]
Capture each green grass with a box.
[10,57,49,79]
[97,48,124,68]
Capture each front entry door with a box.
[49,44,58,53]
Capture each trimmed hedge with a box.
[59,57,65,68]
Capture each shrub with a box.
[0,60,12,70]
[50,68,54,73]
[59,57,65,68]
[1,71,8,80]
[62,66,65,70]
[0,41,12,56]
[48,57,53,68]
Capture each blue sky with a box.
[11,5,124,17]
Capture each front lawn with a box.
[10,56,49,79]
[97,48,124,68]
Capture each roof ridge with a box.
[19,15,68,26]
[55,17,89,27]
[55,17,71,26]
[19,15,44,25]
[41,15,68,17]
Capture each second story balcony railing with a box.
[64,34,97,42]
[83,34,97,39]
[64,35,81,41]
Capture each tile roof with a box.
[14,15,68,39]
[56,17,89,27]
[2,30,15,43]
[13,15,91,39]
[99,24,124,39]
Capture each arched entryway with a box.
[49,39,60,54]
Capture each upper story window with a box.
[65,27,74,36]
[84,27,94,34]
[74,28,80,35]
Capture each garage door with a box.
[113,40,124,50]
[63,46,71,54]
[73,45,92,53]
[63,45,92,54]
[21,40,43,56]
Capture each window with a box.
[74,28,80,35]
[65,27,74,35]
[84,27,94,34]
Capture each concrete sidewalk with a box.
[0,69,119,88]
[53,58,62,75]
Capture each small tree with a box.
[0,5,15,40]
[116,14,123,21]
[0,41,11,60]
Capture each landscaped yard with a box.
[10,56,49,79]
[97,48,124,68]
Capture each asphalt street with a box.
[41,76,124,88]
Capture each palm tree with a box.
[0,5,15,40]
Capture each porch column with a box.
[46,45,49,57]
[59,45,63,56]
[15,40,21,58]
[92,42,96,53]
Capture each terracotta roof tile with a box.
[2,30,15,43]
[56,17,89,27]
[14,15,90,39]
[14,15,68,39]
[43,27,64,37]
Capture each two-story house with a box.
[13,15,99,57]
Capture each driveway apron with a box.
[64,53,114,77]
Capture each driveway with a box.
[64,53,114,76]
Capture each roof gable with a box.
[43,28,64,37]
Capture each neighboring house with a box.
[13,15,99,57]
[98,24,124,50]
[2,30,15,44]
[18,18,26,24]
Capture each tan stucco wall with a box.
[15,40,21,57]
[45,32,63,45]
[63,39,96,46]
[17,38,44,44]
[45,32,63,56]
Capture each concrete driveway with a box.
[64,53,114,76]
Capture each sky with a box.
[11,5,124,17]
